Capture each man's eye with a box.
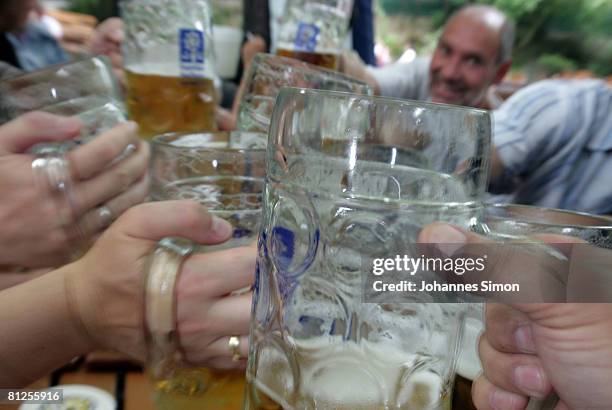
[467,57,483,66]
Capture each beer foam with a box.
[275,42,340,56]
[256,335,448,409]
[169,134,227,148]
[126,62,216,79]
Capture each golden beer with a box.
[153,368,245,410]
[245,337,452,410]
[125,66,217,139]
[276,48,340,71]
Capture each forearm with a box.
[339,53,381,95]
[0,264,93,387]
[0,268,51,291]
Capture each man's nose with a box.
[440,56,462,80]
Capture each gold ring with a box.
[228,336,242,361]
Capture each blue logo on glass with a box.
[294,22,320,52]
[180,29,204,64]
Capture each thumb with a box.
[101,17,124,43]
[215,107,236,131]
[418,222,494,256]
[0,112,82,154]
[116,201,234,246]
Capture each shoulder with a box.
[494,79,610,144]
[502,79,608,109]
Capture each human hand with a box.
[418,222,612,409]
[0,267,51,291]
[339,50,380,94]
[242,35,266,71]
[472,303,612,410]
[0,112,149,269]
[59,24,95,55]
[176,241,256,369]
[216,106,237,131]
[89,18,125,86]
[65,201,255,367]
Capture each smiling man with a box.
[343,5,514,109]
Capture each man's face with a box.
[429,15,504,108]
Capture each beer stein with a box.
[147,131,266,409]
[275,0,354,69]
[121,0,219,139]
[236,53,372,134]
[246,88,491,409]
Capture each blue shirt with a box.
[490,79,612,215]
[6,22,68,71]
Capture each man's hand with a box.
[89,18,125,86]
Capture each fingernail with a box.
[428,224,466,257]
[62,116,83,133]
[489,389,522,410]
[515,325,536,353]
[125,121,139,132]
[514,364,545,397]
[211,216,233,239]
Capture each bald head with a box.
[447,5,515,63]
[428,4,514,108]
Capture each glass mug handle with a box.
[144,238,194,381]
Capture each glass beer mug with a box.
[121,0,219,139]
[147,131,265,410]
[246,88,491,409]
[236,53,372,134]
[275,0,354,70]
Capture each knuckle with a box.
[178,201,206,230]
[114,168,133,190]
[117,203,147,226]
[97,142,120,164]
[47,228,71,252]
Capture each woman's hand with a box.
[68,201,255,366]
[0,112,149,268]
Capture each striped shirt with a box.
[490,79,612,215]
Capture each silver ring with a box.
[97,205,113,228]
[124,143,137,155]
[228,336,242,362]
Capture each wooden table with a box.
[5,354,477,410]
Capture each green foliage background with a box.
[67,0,117,21]
[378,0,611,76]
